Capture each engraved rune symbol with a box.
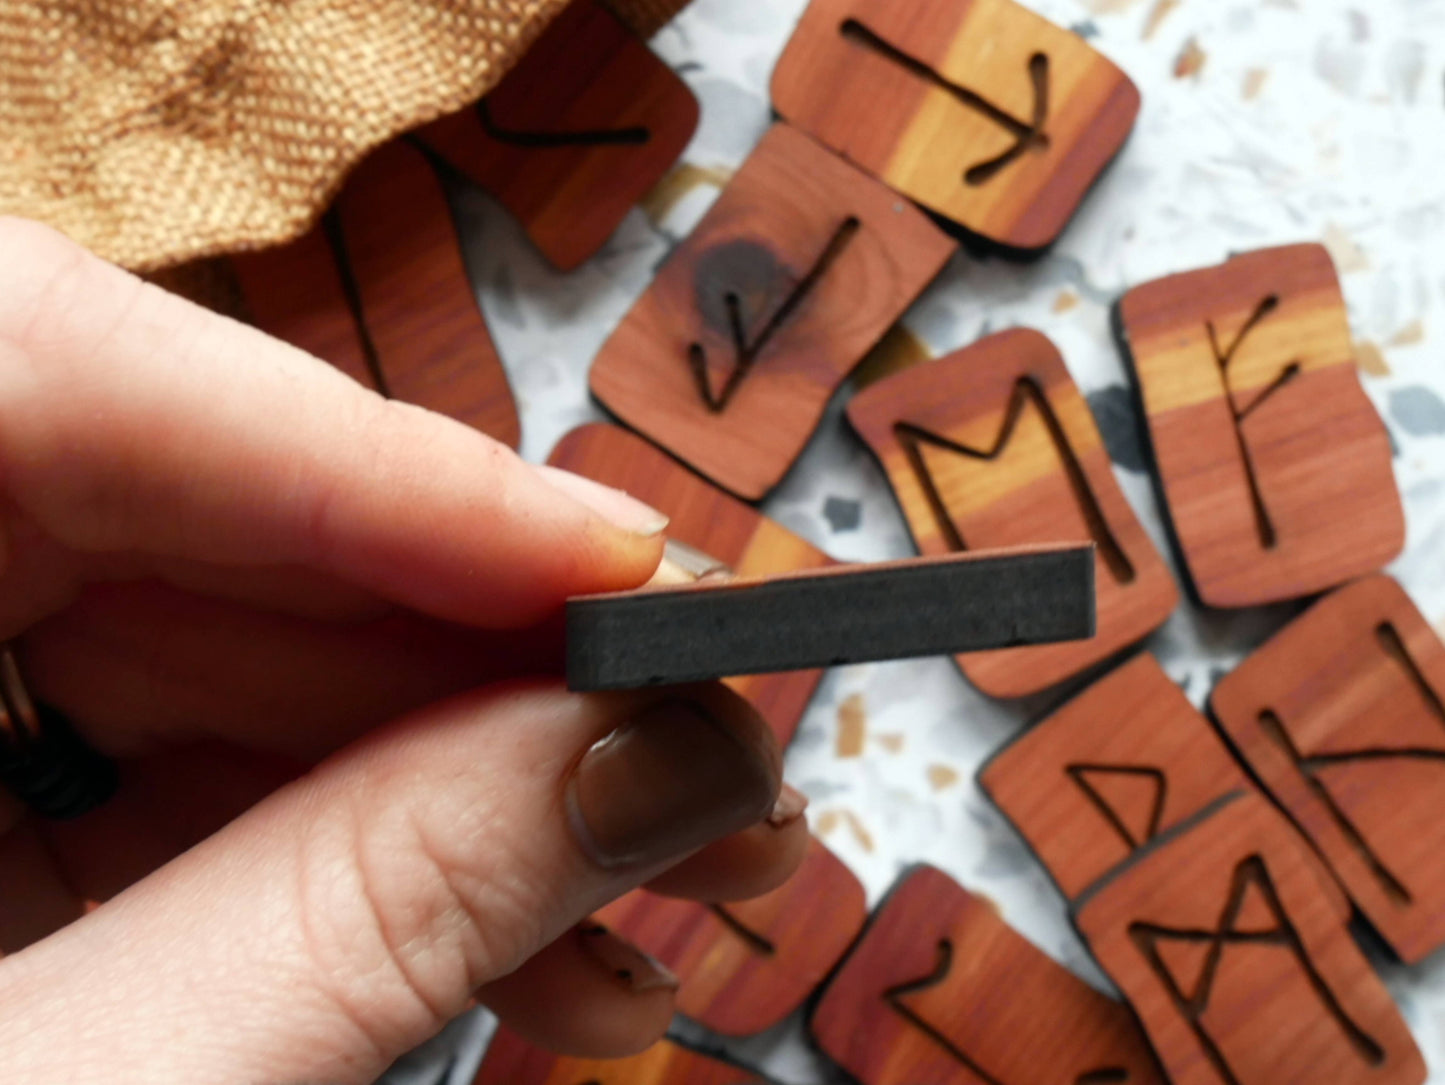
[885,939,1131,1084]
[894,378,1135,584]
[688,217,860,412]
[476,100,651,148]
[1257,622,1445,906]
[1130,856,1384,1085]
[1067,763,1167,850]
[1206,295,1302,550]
[840,20,1051,185]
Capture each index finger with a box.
[0,218,665,630]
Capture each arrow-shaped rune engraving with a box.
[688,217,860,412]
[840,20,1051,186]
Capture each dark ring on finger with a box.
[0,645,119,819]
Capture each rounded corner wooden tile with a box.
[1072,790,1424,1085]
[588,122,955,501]
[979,652,1255,901]
[594,835,867,1037]
[1115,243,1403,607]
[1210,573,1445,964]
[847,329,1177,698]
[811,863,1164,1085]
[771,0,1141,251]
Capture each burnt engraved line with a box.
[1257,691,1445,907]
[710,904,776,956]
[1066,763,1167,850]
[476,100,651,147]
[688,216,861,412]
[1204,294,1303,551]
[321,208,392,397]
[883,939,1008,1085]
[884,938,1132,1084]
[1129,855,1385,1085]
[894,378,1136,585]
[1377,622,1445,726]
[840,19,1050,186]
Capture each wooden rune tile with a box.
[334,139,520,448]
[1211,575,1445,964]
[811,864,1164,1085]
[547,423,832,745]
[229,225,377,391]
[848,328,1178,698]
[588,122,956,501]
[473,1029,763,1085]
[771,0,1141,252]
[980,653,1258,901]
[1115,243,1403,607]
[1073,790,1425,1085]
[231,139,519,448]
[415,0,699,271]
[594,835,867,1037]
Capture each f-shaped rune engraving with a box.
[477,100,651,147]
[1130,856,1384,1085]
[886,940,1130,1085]
[1256,622,1445,907]
[840,20,1050,186]
[688,217,860,412]
[1206,295,1302,550]
[894,378,1135,584]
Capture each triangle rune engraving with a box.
[1067,764,1167,850]
[1129,856,1385,1085]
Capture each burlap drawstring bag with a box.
[0,0,688,272]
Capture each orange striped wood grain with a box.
[772,0,1140,251]
[1117,243,1402,607]
[848,328,1177,698]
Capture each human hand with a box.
[0,218,807,1082]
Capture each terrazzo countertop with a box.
[380,0,1445,1081]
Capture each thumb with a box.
[0,680,779,1084]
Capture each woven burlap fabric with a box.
[0,0,687,272]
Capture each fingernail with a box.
[535,466,669,538]
[768,783,809,828]
[566,698,778,870]
[647,539,735,589]
[578,922,679,994]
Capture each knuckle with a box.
[289,776,548,1055]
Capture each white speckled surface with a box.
[380,1,1445,1081]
